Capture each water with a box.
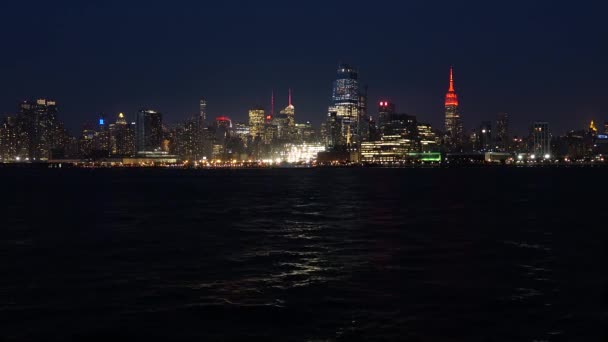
[1,167,607,341]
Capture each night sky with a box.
[1,1,607,136]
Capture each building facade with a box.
[136,109,163,153]
[445,67,463,149]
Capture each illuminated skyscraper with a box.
[278,89,296,140]
[136,109,163,152]
[248,107,265,138]
[328,64,361,147]
[445,67,463,148]
[280,89,295,127]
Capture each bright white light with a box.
[517,155,523,160]
[531,154,536,159]
[544,154,551,160]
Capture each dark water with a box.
[1,167,607,341]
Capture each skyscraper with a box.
[532,122,551,158]
[378,101,396,131]
[17,99,68,161]
[278,89,296,140]
[328,64,361,147]
[478,121,493,152]
[112,113,135,156]
[444,67,463,148]
[358,86,369,141]
[136,109,163,153]
[280,89,295,128]
[496,113,509,152]
[199,99,207,125]
[248,107,265,138]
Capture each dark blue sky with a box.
[1,0,607,135]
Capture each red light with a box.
[266,115,272,120]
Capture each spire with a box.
[288,88,292,107]
[445,66,459,107]
[271,90,275,117]
[449,66,455,92]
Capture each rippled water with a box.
[1,167,607,341]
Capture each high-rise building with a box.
[111,113,135,156]
[445,67,463,148]
[295,122,316,143]
[532,122,551,158]
[358,86,370,141]
[16,99,69,161]
[280,89,295,129]
[136,109,163,152]
[215,116,232,142]
[0,116,18,161]
[199,99,207,125]
[328,64,361,147]
[478,121,493,152]
[417,123,439,152]
[248,107,265,138]
[496,113,509,152]
[378,101,396,130]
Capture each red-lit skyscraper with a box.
[445,67,463,148]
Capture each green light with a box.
[408,153,442,162]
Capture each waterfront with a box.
[1,168,607,341]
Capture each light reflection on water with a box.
[0,168,607,341]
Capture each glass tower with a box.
[328,64,361,147]
[136,109,163,153]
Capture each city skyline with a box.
[1,1,607,135]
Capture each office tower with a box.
[277,89,296,140]
[496,113,509,152]
[383,113,418,138]
[0,116,18,161]
[112,113,135,156]
[16,99,68,161]
[136,109,163,152]
[280,89,295,128]
[378,101,396,131]
[199,99,207,125]
[233,122,251,144]
[359,86,370,141]
[215,116,232,138]
[328,64,361,146]
[248,107,265,138]
[478,121,493,152]
[417,123,439,152]
[325,111,346,149]
[173,119,199,160]
[95,113,111,153]
[295,121,316,143]
[445,67,463,148]
[532,122,551,158]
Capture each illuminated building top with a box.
[445,67,459,107]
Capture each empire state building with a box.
[445,67,463,147]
